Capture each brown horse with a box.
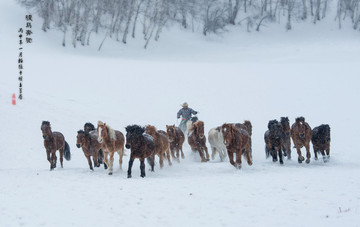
[222,123,252,169]
[311,124,331,163]
[41,121,71,170]
[280,117,292,159]
[76,130,102,170]
[145,125,172,168]
[234,120,253,158]
[83,122,104,166]
[97,121,125,175]
[291,117,312,164]
[166,125,185,162]
[125,125,155,178]
[188,121,210,162]
[264,120,284,164]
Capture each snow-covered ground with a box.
[1,1,360,226]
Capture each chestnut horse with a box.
[222,123,252,169]
[311,124,331,162]
[76,130,102,170]
[97,121,125,175]
[188,121,210,162]
[291,117,312,164]
[234,120,253,157]
[145,125,172,168]
[166,125,185,162]
[280,117,292,159]
[264,120,284,164]
[125,125,155,178]
[41,121,71,170]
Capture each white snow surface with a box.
[1,1,360,226]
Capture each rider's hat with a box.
[182,102,188,108]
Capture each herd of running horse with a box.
[40,117,331,178]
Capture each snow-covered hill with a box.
[1,1,360,226]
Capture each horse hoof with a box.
[181,155,185,159]
[306,159,310,164]
[127,175,132,178]
[298,158,303,164]
[141,175,145,178]
[108,172,113,175]
[280,160,284,165]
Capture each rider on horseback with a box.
[177,102,198,133]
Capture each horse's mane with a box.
[146,125,157,135]
[98,120,116,140]
[126,125,145,135]
[84,122,95,131]
[295,116,305,124]
[268,120,278,129]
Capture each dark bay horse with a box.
[125,125,155,178]
[97,121,125,175]
[76,130,102,171]
[222,123,252,169]
[146,125,172,168]
[280,117,292,159]
[291,117,312,164]
[311,124,331,162]
[166,125,185,162]
[41,121,71,170]
[188,121,210,162]
[264,120,284,164]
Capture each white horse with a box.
[208,126,227,161]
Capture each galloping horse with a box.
[280,117,292,159]
[222,123,252,169]
[41,121,71,170]
[291,117,312,164]
[166,125,185,162]
[188,121,210,162]
[311,124,331,162]
[264,120,284,164]
[97,121,125,175]
[76,130,102,170]
[125,125,155,178]
[208,126,227,161]
[84,122,104,166]
[145,125,172,168]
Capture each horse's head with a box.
[268,120,283,139]
[76,130,86,148]
[166,125,176,141]
[125,125,145,149]
[193,121,205,139]
[84,122,95,133]
[97,121,107,144]
[41,121,52,139]
[295,117,307,139]
[145,125,157,136]
[221,123,235,146]
[243,120,252,136]
[319,124,331,143]
[280,117,290,136]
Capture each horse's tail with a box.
[64,141,71,161]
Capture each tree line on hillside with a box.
[18,0,360,49]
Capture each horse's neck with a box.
[131,135,144,150]
[45,132,55,142]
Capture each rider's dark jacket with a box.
[177,108,197,120]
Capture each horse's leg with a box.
[319,149,326,163]
[118,149,124,170]
[170,143,177,161]
[197,145,206,162]
[103,152,109,170]
[296,145,304,163]
[325,147,330,162]
[59,147,64,168]
[127,154,134,178]
[245,146,253,166]
[211,146,217,160]
[204,145,210,161]
[50,150,57,170]
[305,143,311,164]
[46,149,51,165]
[140,158,146,178]
[180,144,185,159]
[93,151,100,167]
[108,151,115,175]
[272,147,278,162]
[150,153,155,172]
[166,148,172,166]
[236,150,242,169]
[86,154,94,171]
[278,147,284,165]
[227,150,236,167]
[313,145,319,160]
[159,152,164,169]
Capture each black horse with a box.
[125,125,155,178]
[264,119,285,164]
[311,124,331,162]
